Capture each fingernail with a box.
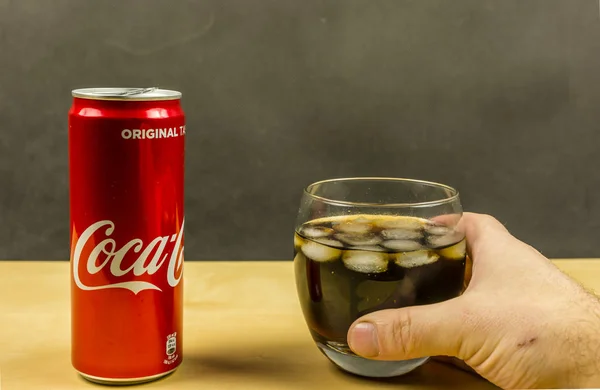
[349,322,379,357]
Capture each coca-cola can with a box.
[69,87,185,384]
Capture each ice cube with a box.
[313,237,345,248]
[300,226,335,238]
[293,251,306,263]
[350,245,387,252]
[425,223,451,236]
[300,240,342,262]
[335,233,382,246]
[342,250,389,273]
[381,228,422,240]
[294,234,304,249]
[334,220,373,234]
[438,239,466,260]
[374,217,424,230]
[427,231,465,249]
[393,250,439,268]
[380,240,423,251]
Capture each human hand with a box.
[347,212,600,389]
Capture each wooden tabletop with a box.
[0,260,598,390]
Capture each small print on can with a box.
[69,87,185,384]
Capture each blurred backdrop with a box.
[1,0,599,260]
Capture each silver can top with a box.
[71,87,182,101]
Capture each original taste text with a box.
[122,126,186,140]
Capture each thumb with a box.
[347,297,471,361]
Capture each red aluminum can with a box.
[68,87,185,384]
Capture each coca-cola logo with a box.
[72,220,184,294]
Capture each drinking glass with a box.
[293,177,467,378]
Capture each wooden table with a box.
[0,260,598,390]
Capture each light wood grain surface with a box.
[0,260,598,390]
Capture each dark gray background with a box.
[1,0,599,260]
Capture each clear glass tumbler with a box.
[293,177,467,378]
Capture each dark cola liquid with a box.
[294,215,467,352]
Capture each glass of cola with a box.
[294,177,469,378]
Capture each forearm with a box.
[564,297,600,388]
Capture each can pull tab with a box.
[90,87,158,96]
[120,87,158,96]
